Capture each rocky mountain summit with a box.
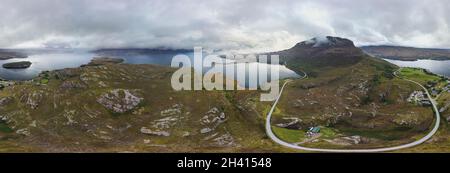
[295,36,355,48]
[270,36,365,73]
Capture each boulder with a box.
[140,127,170,137]
[275,117,302,129]
[200,128,212,134]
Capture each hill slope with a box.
[267,37,436,149]
[0,63,277,152]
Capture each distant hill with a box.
[92,48,193,56]
[0,50,28,60]
[361,45,450,61]
[268,36,366,73]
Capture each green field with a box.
[320,127,337,138]
[272,126,305,143]
[398,68,442,85]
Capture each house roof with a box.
[311,127,321,133]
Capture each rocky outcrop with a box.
[16,128,31,136]
[212,133,236,147]
[2,61,32,69]
[139,104,186,137]
[199,107,227,134]
[20,91,43,109]
[324,135,370,146]
[0,97,13,107]
[60,80,87,90]
[275,117,302,129]
[140,127,170,137]
[160,104,183,116]
[96,89,143,113]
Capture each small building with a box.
[419,99,432,106]
[306,126,321,138]
[310,127,321,133]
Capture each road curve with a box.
[265,68,440,152]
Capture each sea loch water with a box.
[384,59,450,77]
[0,50,300,88]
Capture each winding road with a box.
[265,68,441,152]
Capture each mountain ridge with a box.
[361,45,450,61]
[267,36,367,75]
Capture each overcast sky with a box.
[1,0,449,52]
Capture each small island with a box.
[2,61,32,69]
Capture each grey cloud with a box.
[0,0,449,51]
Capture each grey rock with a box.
[200,128,212,134]
[140,127,170,137]
[213,133,236,147]
[60,80,87,90]
[97,89,143,113]
[0,97,13,106]
[16,128,31,136]
[160,104,183,116]
[20,91,43,109]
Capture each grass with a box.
[438,92,450,104]
[399,68,442,85]
[320,126,337,138]
[272,126,305,143]
[336,125,415,141]
[0,122,13,133]
[271,126,337,144]
[40,78,49,84]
